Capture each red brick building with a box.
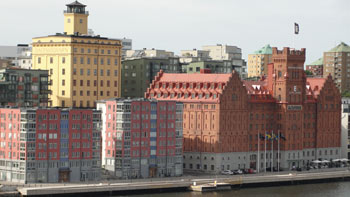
[145,47,341,173]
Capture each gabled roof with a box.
[308,57,323,66]
[253,44,272,55]
[306,78,326,97]
[328,42,350,53]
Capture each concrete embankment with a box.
[14,170,350,196]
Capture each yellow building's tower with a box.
[32,1,122,108]
[64,1,88,35]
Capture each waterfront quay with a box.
[10,169,350,196]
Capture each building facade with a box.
[121,57,181,98]
[247,44,272,78]
[32,1,122,108]
[323,42,350,93]
[0,108,102,183]
[306,58,323,77]
[97,99,183,179]
[0,68,50,107]
[341,98,350,159]
[145,47,341,173]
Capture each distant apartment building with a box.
[186,60,234,74]
[247,44,272,78]
[323,42,350,93]
[32,1,122,108]
[122,49,181,98]
[181,44,247,78]
[146,47,341,173]
[0,44,32,69]
[0,108,102,183]
[341,98,350,159]
[180,49,210,64]
[125,48,174,60]
[0,68,50,107]
[97,98,183,179]
[306,58,323,76]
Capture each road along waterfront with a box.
[14,169,350,196]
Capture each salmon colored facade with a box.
[145,47,341,172]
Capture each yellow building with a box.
[247,44,272,78]
[32,1,122,107]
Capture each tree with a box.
[305,70,313,76]
[342,90,350,98]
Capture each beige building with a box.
[125,48,174,60]
[247,44,272,78]
[202,44,241,60]
[32,1,122,107]
[323,42,350,93]
[180,49,210,63]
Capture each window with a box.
[114,58,118,65]
[100,69,104,76]
[50,57,53,64]
[114,70,118,76]
[38,57,41,64]
[114,81,117,87]
[80,80,83,86]
[62,69,65,75]
[87,58,90,64]
[94,69,97,76]
[62,80,65,86]
[80,68,84,75]
[73,80,76,86]
[107,70,110,76]
[67,18,71,23]
[62,90,65,96]
[80,57,84,64]
[73,57,77,64]
[87,80,90,86]
[73,68,77,75]
[80,19,83,23]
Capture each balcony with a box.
[40,89,52,94]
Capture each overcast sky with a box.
[0,0,348,64]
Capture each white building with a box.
[0,44,32,69]
[341,98,350,159]
[125,48,174,60]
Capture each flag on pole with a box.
[280,133,286,141]
[259,133,265,140]
[294,23,299,34]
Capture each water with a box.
[121,181,350,197]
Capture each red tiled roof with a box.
[242,80,269,94]
[146,72,233,103]
[158,73,232,83]
[306,78,326,97]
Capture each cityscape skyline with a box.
[0,0,348,64]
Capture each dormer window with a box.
[204,84,207,89]
[151,93,154,97]
[183,83,187,89]
[198,94,202,99]
[184,93,188,98]
[163,93,168,98]
[170,93,174,98]
[213,94,217,99]
[169,84,173,89]
[162,84,166,89]
[176,84,179,89]
[197,83,201,89]
[191,94,195,99]
[218,84,222,89]
[205,94,209,99]
[157,93,161,98]
[155,84,159,89]
[177,94,181,98]
[211,84,215,89]
[190,84,193,89]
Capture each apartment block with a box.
[97,98,183,179]
[247,44,272,78]
[0,68,50,107]
[121,57,181,98]
[323,42,350,93]
[306,58,323,76]
[341,98,350,159]
[0,108,102,183]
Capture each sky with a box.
[0,0,349,64]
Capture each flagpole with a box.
[264,131,266,173]
[278,130,280,172]
[271,130,273,173]
[258,132,260,173]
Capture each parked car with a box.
[233,169,243,175]
[221,170,233,175]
